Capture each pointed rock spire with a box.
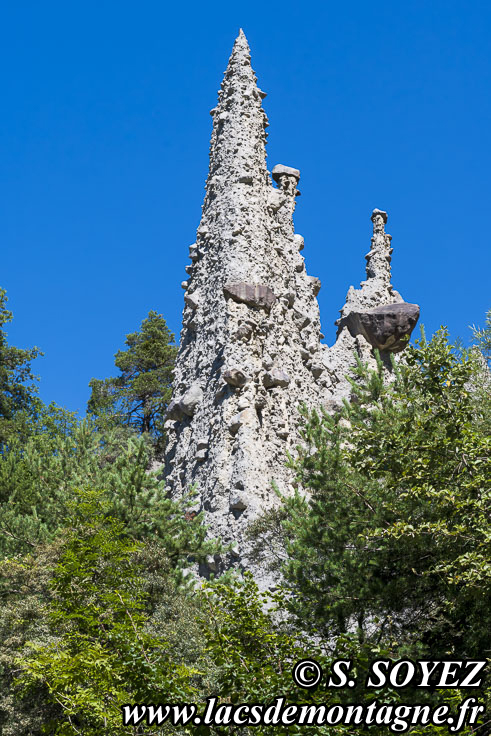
[206,29,268,197]
[162,34,329,584]
[326,209,420,401]
[162,35,421,582]
[202,29,271,284]
[336,208,403,327]
[232,28,250,56]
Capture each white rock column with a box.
[163,31,330,580]
[326,209,419,402]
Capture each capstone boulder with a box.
[346,303,420,352]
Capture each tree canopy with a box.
[88,311,177,448]
[278,328,490,660]
[0,288,42,445]
[1,284,489,735]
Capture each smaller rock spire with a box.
[336,208,403,327]
[326,208,419,401]
[364,208,393,288]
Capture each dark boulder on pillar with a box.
[346,302,420,352]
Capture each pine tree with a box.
[0,416,217,564]
[14,490,198,735]
[88,311,177,449]
[0,288,42,445]
[280,326,491,661]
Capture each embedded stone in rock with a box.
[237,395,251,410]
[228,413,242,435]
[223,368,250,387]
[179,384,203,416]
[224,282,276,310]
[242,408,255,423]
[263,369,291,388]
[311,363,324,378]
[230,495,247,511]
[272,164,301,182]
[285,290,296,307]
[371,208,388,225]
[346,303,420,352]
[308,276,321,296]
[293,309,311,329]
[184,292,200,310]
[294,234,304,251]
[166,398,185,421]
[233,323,253,341]
[255,391,267,410]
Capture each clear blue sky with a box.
[1,0,490,414]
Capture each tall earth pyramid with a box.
[163,31,330,576]
[163,31,419,579]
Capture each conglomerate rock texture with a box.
[163,31,419,580]
[326,208,420,402]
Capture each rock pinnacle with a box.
[327,209,419,396]
[163,36,420,583]
[163,34,330,583]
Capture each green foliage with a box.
[1,532,217,736]
[0,543,63,735]
[15,490,198,735]
[472,308,491,364]
[88,311,177,448]
[282,328,490,660]
[200,573,331,735]
[239,326,490,734]
[199,575,474,735]
[0,288,43,446]
[0,293,219,734]
[0,411,217,569]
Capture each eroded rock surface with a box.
[162,32,420,585]
[326,208,420,402]
[162,30,330,586]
